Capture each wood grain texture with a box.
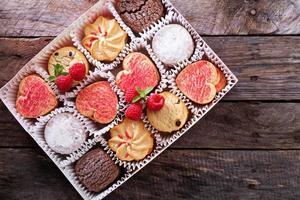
[1,101,299,149]
[1,149,300,200]
[0,0,299,37]
[1,36,299,100]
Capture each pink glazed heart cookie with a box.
[16,75,58,118]
[76,81,118,124]
[116,52,160,92]
[176,60,219,105]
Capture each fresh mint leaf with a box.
[144,87,154,96]
[132,96,142,103]
[61,72,69,76]
[136,87,143,95]
[51,64,68,78]
[49,76,56,81]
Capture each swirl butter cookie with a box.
[82,16,127,62]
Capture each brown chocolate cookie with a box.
[116,0,164,33]
[75,149,120,192]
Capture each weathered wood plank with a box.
[1,36,300,100]
[1,102,300,149]
[0,0,299,37]
[1,149,300,200]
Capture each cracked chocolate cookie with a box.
[75,149,120,192]
[116,0,164,33]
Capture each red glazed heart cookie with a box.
[215,67,227,92]
[76,81,118,124]
[176,60,220,105]
[116,52,160,92]
[16,75,58,118]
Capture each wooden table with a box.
[0,0,300,199]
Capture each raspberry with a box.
[69,63,86,81]
[55,75,73,92]
[125,87,139,103]
[147,93,165,111]
[125,103,143,120]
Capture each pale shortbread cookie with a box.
[147,92,189,133]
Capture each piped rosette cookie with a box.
[82,16,128,62]
[108,118,154,161]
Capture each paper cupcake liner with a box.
[30,106,97,167]
[0,0,239,199]
[0,65,65,132]
[70,1,131,72]
[63,69,126,138]
[140,11,204,66]
[168,43,238,117]
[105,39,168,94]
[63,158,132,200]
[98,120,163,171]
[106,0,174,38]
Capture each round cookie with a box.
[44,113,86,154]
[82,16,127,62]
[116,0,164,33]
[75,149,120,192]
[48,46,89,85]
[16,75,58,118]
[147,92,189,133]
[152,24,194,66]
[109,118,154,161]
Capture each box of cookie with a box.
[0,0,238,199]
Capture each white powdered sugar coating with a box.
[152,24,194,66]
[44,113,86,155]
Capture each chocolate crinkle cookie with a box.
[75,149,120,192]
[116,0,164,33]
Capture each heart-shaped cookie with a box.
[116,52,160,92]
[16,75,58,118]
[215,67,227,92]
[76,81,118,124]
[176,60,219,105]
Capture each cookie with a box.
[147,92,188,133]
[16,75,58,118]
[48,46,89,85]
[116,0,164,33]
[152,24,194,66]
[44,113,86,154]
[176,60,218,104]
[82,16,127,62]
[215,67,227,92]
[75,149,120,192]
[116,52,160,92]
[76,81,118,124]
[109,118,154,161]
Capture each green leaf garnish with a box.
[61,72,69,76]
[132,96,142,103]
[48,76,56,81]
[130,86,155,103]
[143,87,154,96]
[49,64,68,82]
